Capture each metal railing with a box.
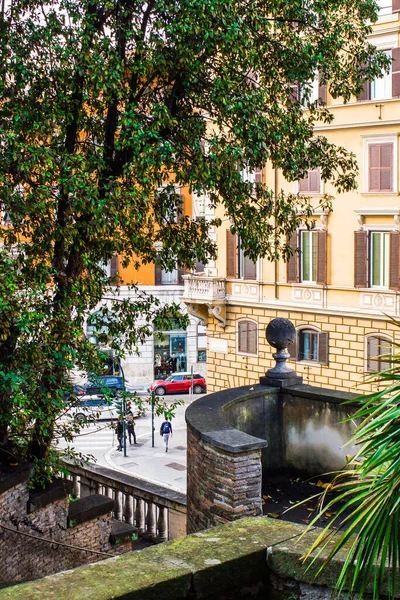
[183,274,226,301]
[62,460,186,543]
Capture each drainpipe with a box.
[274,168,279,300]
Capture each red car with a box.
[150,372,206,396]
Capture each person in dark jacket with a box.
[127,415,137,445]
[116,416,124,451]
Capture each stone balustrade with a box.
[182,274,226,302]
[62,460,186,543]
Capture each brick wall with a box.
[186,426,263,534]
[207,306,396,393]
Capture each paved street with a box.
[58,393,205,493]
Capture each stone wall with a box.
[187,426,263,533]
[206,306,396,394]
[0,473,131,584]
[186,383,358,534]
[2,517,398,600]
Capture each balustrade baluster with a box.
[96,481,103,494]
[72,474,80,499]
[145,501,156,537]
[134,498,145,534]
[115,490,123,520]
[124,494,134,524]
[156,505,167,542]
[105,485,113,499]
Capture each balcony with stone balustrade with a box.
[181,275,227,328]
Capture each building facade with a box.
[182,5,400,394]
[87,186,207,385]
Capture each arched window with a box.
[366,335,393,372]
[237,320,258,355]
[288,327,329,364]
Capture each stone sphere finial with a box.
[260,318,302,387]
[266,318,296,350]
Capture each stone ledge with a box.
[282,383,360,406]
[186,385,270,453]
[2,517,398,600]
[0,463,32,496]
[28,479,73,513]
[68,494,114,527]
[109,520,136,545]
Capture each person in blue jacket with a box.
[159,416,173,452]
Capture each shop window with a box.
[154,332,187,378]
[288,328,329,364]
[197,325,207,363]
[366,335,392,372]
[238,320,258,355]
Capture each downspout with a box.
[274,168,279,300]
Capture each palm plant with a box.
[303,326,400,600]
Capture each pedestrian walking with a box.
[160,416,172,453]
[127,415,137,445]
[116,416,124,451]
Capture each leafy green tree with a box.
[0,0,386,479]
[303,330,400,600]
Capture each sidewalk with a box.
[104,397,195,493]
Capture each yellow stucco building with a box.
[182,4,400,394]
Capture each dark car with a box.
[149,372,206,396]
[86,375,124,397]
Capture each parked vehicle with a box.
[87,375,125,396]
[149,372,206,396]
[69,396,119,423]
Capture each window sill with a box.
[360,192,399,196]
[297,359,323,367]
[237,352,258,358]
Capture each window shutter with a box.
[288,333,298,360]
[392,48,400,97]
[389,231,400,290]
[319,77,327,103]
[287,230,300,284]
[226,230,237,278]
[248,322,258,354]
[309,168,321,193]
[243,255,257,280]
[316,230,327,285]
[357,64,370,102]
[238,322,247,353]
[367,336,380,372]
[179,194,185,220]
[298,174,309,193]
[393,0,400,13]
[195,258,205,273]
[369,143,393,192]
[254,168,263,183]
[110,255,118,278]
[318,332,329,365]
[177,266,185,285]
[354,230,368,288]
[289,81,300,103]
[155,265,162,285]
